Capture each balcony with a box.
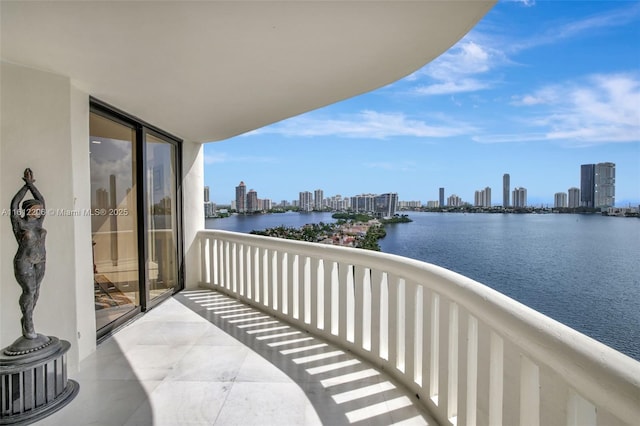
[33,229,640,425]
[197,230,640,426]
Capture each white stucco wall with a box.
[182,140,204,289]
[1,61,204,368]
[0,62,95,368]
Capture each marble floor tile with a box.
[33,290,432,426]
[124,381,232,426]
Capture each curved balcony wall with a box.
[198,230,640,426]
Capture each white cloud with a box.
[508,3,640,53]
[407,40,504,96]
[477,73,640,145]
[511,87,560,106]
[404,3,640,97]
[415,79,489,96]
[248,110,475,139]
[507,0,536,7]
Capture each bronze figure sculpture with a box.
[10,168,47,341]
[1,169,79,424]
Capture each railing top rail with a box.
[198,229,640,422]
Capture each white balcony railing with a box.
[198,230,640,426]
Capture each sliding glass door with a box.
[145,132,180,303]
[90,112,140,331]
[90,100,183,337]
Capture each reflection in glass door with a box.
[145,133,180,301]
[90,112,140,330]
[90,100,183,337]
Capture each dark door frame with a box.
[90,98,185,340]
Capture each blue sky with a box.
[204,0,640,207]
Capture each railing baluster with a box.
[421,287,432,398]
[354,265,366,349]
[322,259,335,333]
[280,251,291,315]
[226,240,231,289]
[567,392,596,426]
[261,247,269,308]
[404,279,417,383]
[437,297,451,419]
[490,331,504,426]
[315,259,327,330]
[387,274,400,372]
[414,285,424,386]
[298,255,307,323]
[287,252,295,318]
[238,243,244,296]
[346,264,356,343]
[337,262,349,341]
[379,272,389,360]
[466,315,478,426]
[245,244,252,300]
[448,302,459,423]
[231,242,237,293]
[271,249,278,311]
[300,256,311,324]
[370,269,383,359]
[253,245,260,303]
[200,236,208,285]
[520,355,540,426]
[289,254,301,319]
[430,293,440,405]
[361,268,372,352]
[310,257,320,328]
[210,237,218,286]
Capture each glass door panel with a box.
[145,132,179,301]
[89,112,140,330]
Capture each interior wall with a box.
[182,139,204,289]
[0,61,95,368]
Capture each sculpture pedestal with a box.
[0,337,79,425]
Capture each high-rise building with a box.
[204,185,210,203]
[299,191,313,212]
[314,189,324,210]
[503,174,510,208]
[512,187,527,208]
[398,201,421,209]
[447,194,462,207]
[568,187,580,208]
[595,162,615,209]
[246,189,258,213]
[235,181,246,213]
[95,188,109,209]
[439,187,445,207]
[554,192,568,208]
[204,202,215,217]
[580,164,595,208]
[474,190,481,207]
[474,187,491,207]
[351,194,376,213]
[374,193,398,217]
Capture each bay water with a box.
[206,211,640,360]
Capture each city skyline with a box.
[203,1,640,206]
[212,162,620,209]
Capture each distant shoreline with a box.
[207,206,639,219]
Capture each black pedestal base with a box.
[0,338,79,425]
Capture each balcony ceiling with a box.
[1,1,495,143]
